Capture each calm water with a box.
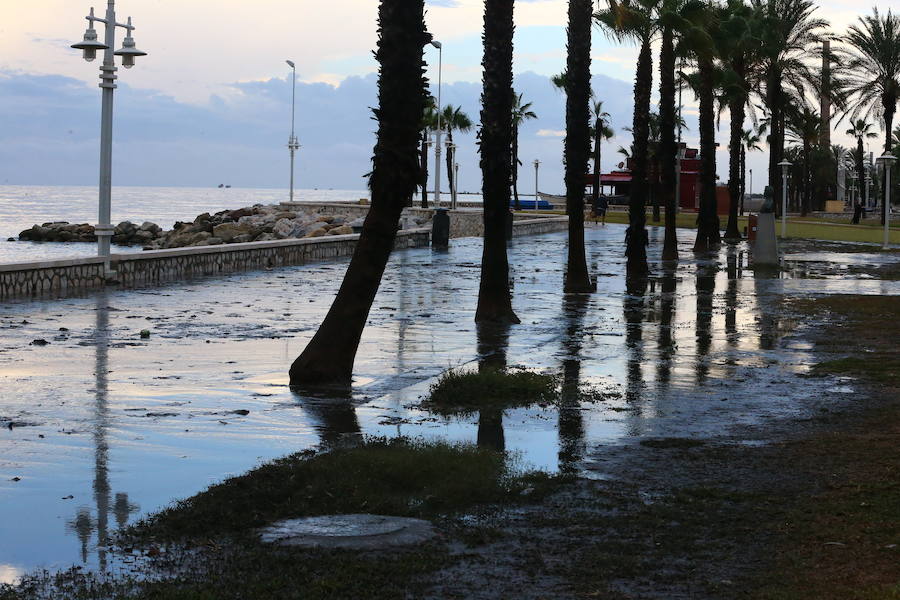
[0,186,371,264]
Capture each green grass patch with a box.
[423,367,559,416]
[127,436,562,543]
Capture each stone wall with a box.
[511,216,569,236]
[1,229,429,301]
[0,257,107,301]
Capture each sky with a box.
[0,0,887,193]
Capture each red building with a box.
[592,143,702,211]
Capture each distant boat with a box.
[225,185,231,189]
[218,184,224,188]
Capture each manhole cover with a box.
[259,514,436,549]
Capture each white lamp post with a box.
[533,159,541,210]
[865,168,872,210]
[778,160,792,238]
[286,60,300,203]
[429,40,443,208]
[877,153,897,249]
[72,1,146,269]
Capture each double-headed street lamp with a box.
[428,39,443,208]
[877,153,897,249]
[286,60,301,203]
[72,1,146,268]
[533,159,541,210]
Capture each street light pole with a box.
[877,154,897,249]
[533,159,540,210]
[430,40,443,208]
[72,1,146,270]
[778,160,792,239]
[447,141,457,209]
[286,60,300,203]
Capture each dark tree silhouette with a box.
[476,0,520,323]
[289,0,428,385]
[564,0,595,292]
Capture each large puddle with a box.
[1,225,898,582]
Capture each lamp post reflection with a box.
[624,278,648,435]
[65,291,138,570]
[694,262,717,384]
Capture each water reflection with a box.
[64,292,138,570]
[475,322,509,451]
[623,278,648,435]
[694,262,717,384]
[558,295,588,473]
[656,263,678,387]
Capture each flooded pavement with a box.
[1,224,898,582]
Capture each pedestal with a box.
[752,212,779,266]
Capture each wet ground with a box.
[1,224,898,584]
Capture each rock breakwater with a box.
[15,204,431,250]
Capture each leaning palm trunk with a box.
[476,0,519,323]
[289,0,427,385]
[563,0,594,292]
[693,55,720,252]
[626,37,653,277]
[658,23,679,261]
[724,91,745,240]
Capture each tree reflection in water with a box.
[558,294,589,473]
[474,322,511,451]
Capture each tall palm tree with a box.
[840,8,900,223]
[511,93,538,210]
[564,0,595,293]
[716,0,764,240]
[656,0,686,260]
[290,0,428,385]
[752,0,826,209]
[841,9,900,154]
[476,0,519,324]
[681,4,721,252]
[845,119,878,206]
[596,0,659,277]
[591,100,614,214]
[440,104,473,201]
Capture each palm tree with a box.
[841,9,900,154]
[476,0,519,324]
[752,0,826,209]
[740,126,764,212]
[290,0,428,385]
[785,103,820,216]
[564,0,595,293]
[596,0,659,277]
[590,100,614,215]
[511,93,538,210]
[440,104,473,202]
[681,4,721,252]
[656,0,686,260]
[840,8,900,223]
[845,119,878,207]
[716,0,764,240]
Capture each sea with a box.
[0,186,374,265]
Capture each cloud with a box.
[2,68,720,194]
